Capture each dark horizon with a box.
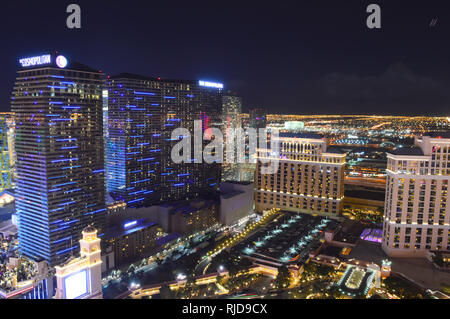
[2,0,450,116]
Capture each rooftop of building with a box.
[2,189,15,197]
[278,132,324,139]
[109,72,197,85]
[171,199,217,216]
[332,220,370,245]
[389,146,424,156]
[220,181,253,199]
[0,220,17,234]
[156,233,181,246]
[220,190,245,199]
[82,225,97,234]
[104,219,158,240]
[325,146,345,154]
[66,61,101,73]
[0,204,15,223]
[222,180,253,186]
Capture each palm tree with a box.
[274,266,291,289]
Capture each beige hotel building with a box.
[255,133,346,216]
[383,133,450,257]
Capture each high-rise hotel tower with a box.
[255,133,346,216]
[222,94,242,130]
[383,133,450,257]
[106,74,222,207]
[11,53,106,266]
[221,93,242,181]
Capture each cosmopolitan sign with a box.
[198,80,223,89]
[19,54,51,67]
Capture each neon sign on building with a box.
[56,55,68,68]
[19,54,68,68]
[19,54,51,67]
[198,80,223,89]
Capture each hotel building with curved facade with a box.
[383,133,450,257]
[255,133,346,216]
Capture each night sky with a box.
[1,0,450,115]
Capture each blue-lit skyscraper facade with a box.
[106,74,222,207]
[11,53,106,266]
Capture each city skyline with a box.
[1,1,450,116]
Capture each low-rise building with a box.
[104,219,163,265]
[0,257,52,299]
[0,219,17,239]
[219,181,254,226]
[158,199,219,235]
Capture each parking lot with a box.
[233,212,339,266]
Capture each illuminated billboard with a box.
[64,269,88,299]
[19,54,51,67]
[18,54,68,68]
[198,80,223,89]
